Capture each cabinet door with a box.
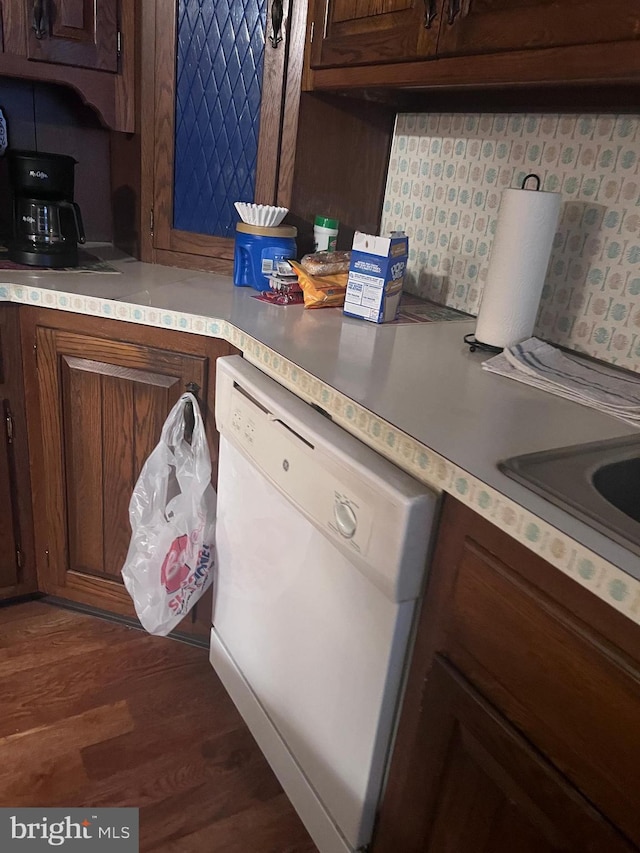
[436,0,639,57]
[32,326,208,614]
[310,0,443,68]
[374,656,634,853]
[26,0,118,71]
[149,0,304,269]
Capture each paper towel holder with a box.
[465,173,546,354]
[521,173,542,191]
[464,332,503,354]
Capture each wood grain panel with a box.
[0,0,26,54]
[102,374,134,579]
[0,602,316,848]
[374,656,633,852]
[152,0,177,249]
[375,496,640,852]
[133,381,169,480]
[152,249,234,275]
[310,38,640,88]
[168,230,236,261]
[289,93,395,253]
[310,0,440,68]
[0,401,17,588]
[61,357,105,576]
[275,0,308,208]
[21,308,235,637]
[333,0,412,23]
[59,0,86,30]
[436,0,640,58]
[114,0,137,132]
[0,306,35,598]
[0,701,134,807]
[254,0,292,204]
[27,0,118,71]
[446,542,640,845]
[36,326,70,589]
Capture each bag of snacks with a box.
[289,261,348,309]
[300,250,351,276]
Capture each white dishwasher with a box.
[210,356,437,853]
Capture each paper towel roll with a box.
[474,186,561,349]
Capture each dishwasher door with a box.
[210,356,437,853]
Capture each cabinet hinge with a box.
[44,549,50,568]
[33,340,38,370]
[150,208,155,236]
[309,20,314,43]
[117,30,122,57]
[16,548,22,569]
[5,406,14,445]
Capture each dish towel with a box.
[482,338,640,427]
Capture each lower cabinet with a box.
[0,306,36,599]
[21,307,238,638]
[373,496,640,852]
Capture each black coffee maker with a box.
[7,150,85,267]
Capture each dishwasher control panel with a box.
[216,355,437,603]
[227,388,374,559]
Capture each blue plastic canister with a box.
[233,222,297,291]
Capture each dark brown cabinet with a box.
[309,0,640,87]
[436,0,639,58]
[0,0,134,131]
[0,306,36,599]
[373,496,640,851]
[21,308,237,637]
[378,656,633,853]
[26,0,119,72]
[310,0,443,69]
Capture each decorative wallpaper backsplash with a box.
[381,113,640,371]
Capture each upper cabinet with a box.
[310,0,444,68]
[0,0,134,131]
[308,0,640,87]
[140,0,308,270]
[436,0,640,57]
[26,0,119,71]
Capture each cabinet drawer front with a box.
[436,0,640,58]
[439,532,640,844]
[374,656,633,853]
[26,0,118,71]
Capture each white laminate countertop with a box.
[2,247,639,618]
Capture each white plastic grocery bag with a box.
[121,392,215,635]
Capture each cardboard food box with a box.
[343,232,409,324]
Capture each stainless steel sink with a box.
[500,434,640,557]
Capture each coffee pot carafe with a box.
[7,150,86,267]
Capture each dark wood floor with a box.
[0,600,317,852]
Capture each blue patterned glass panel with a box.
[173,0,267,238]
